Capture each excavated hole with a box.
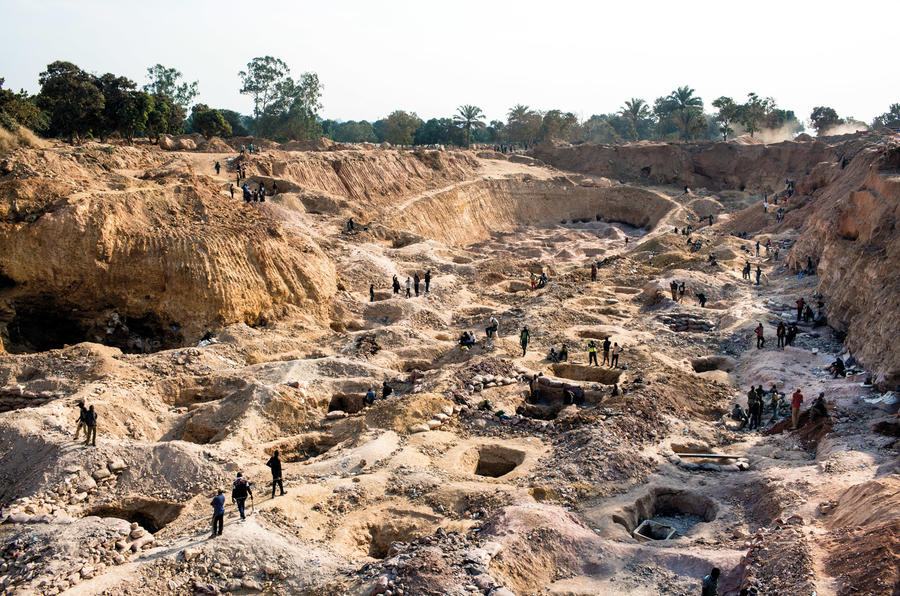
[464,445,526,478]
[268,433,340,463]
[551,363,622,385]
[691,355,736,373]
[0,390,54,413]
[362,515,439,559]
[5,299,183,354]
[84,497,184,533]
[329,393,364,414]
[613,487,717,540]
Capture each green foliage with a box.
[96,74,153,140]
[382,110,422,145]
[191,104,232,138]
[36,61,104,140]
[143,64,198,110]
[619,98,651,141]
[711,96,738,140]
[323,120,377,143]
[538,110,579,142]
[414,118,461,146]
[506,104,541,145]
[219,110,250,137]
[662,85,705,140]
[872,103,900,130]
[101,146,115,154]
[737,92,773,138]
[0,78,48,132]
[487,120,506,144]
[146,94,185,142]
[453,104,485,147]
[239,57,323,140]
[809,106,842,135]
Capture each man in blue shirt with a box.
[210,490,225,538]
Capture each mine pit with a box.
[690,355,736,373]
[464,445,526,478]
[551,363,622,385]
[613,487,717,540]
[270,433,340,463]
[84,497,184,534]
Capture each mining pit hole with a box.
[691,355,736,373]
[363,515,438,559]
[5,300,183,354]
[613,487,717,541]
[551,363,622,385]
[466,445,526,478]
[84,497,184,533]
[269,433,340,463]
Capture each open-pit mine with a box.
[0,132,898,595]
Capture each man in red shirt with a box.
[755,323,765,349]
[791,388,804,429]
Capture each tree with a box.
[537,110,579,142]
[220,110,250,136]
[711,96,738,141]
[619,98,651,141]
[486,120,506,144]
[738,93,773,138]
[239,56,289,127]
[191,104,232,138]
[453,104,485,147]
[145,94,185,142]
[666,85,704,140]
[415,118,458,145]
[382,110,422,145]
[239,58,322,140]
[96,74,154,141]
[582,114,624,144]
[36,61,104,140]
[0,78,47,131]
[143,64,198,110]
[872,103,900,130]
[809,106,842,135]
[506,104,541,146]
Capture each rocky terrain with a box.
[0,132,897,596]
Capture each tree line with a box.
[1,59,898,145]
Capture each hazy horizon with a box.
[2,0,897,125]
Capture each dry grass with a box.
[0,126,47,154]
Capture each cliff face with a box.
[531,136,868,192]
[0,145,339,352]
[390,176,677,246]
[787,142,900,387]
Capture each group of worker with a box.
[388,271,432,299]
[210,451,285,538]
[732,385,830,432]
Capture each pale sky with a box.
[2,0,897,125]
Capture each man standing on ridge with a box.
[266,451,285,498]
[611,342,622,368]
[74,401,89,442]
[602,337,612,365]
[588,340,598,366]
[414,273,420,297]
[520,326,530,357]
[84,405,97,446]
[791,387,804,430]
[424,270,432,293]
[755,323,765,349]
[231,472,252,520]
[210,489,225,538]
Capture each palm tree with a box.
[667,86,704,139]
[619,98,650,141]
[453,104,486,147]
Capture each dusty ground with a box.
[0,135,897,596]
